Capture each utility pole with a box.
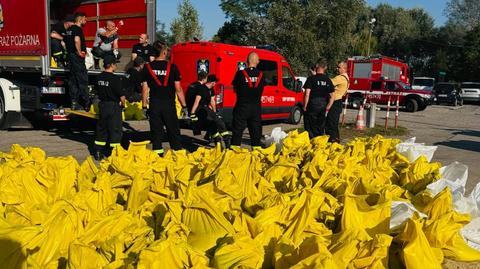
[366,18,376,57]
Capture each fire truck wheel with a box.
[288,106,303,125]
[0,90,6,129]
[405,98,418,112]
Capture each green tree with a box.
[156,21,172,44]
[445,0,480,30]
[170,0,204,43]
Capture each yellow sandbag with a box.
[212,235,264,269]
[422,188,480,261]
[398,156,441,194]
[397,217,442,269]
[341,191,392,236]
[275,235,335,269]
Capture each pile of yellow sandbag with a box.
[1,132,479,268]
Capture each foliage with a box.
[170,0,204,43]
[154,0,480,81]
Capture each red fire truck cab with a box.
[171,42,304,124]
[0,0,156,128]
[346,56,434,112]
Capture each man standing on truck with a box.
[92,20,121,70]
[65,12,89,111]
[93,55,126,161]
[132,33,154,62]
[141,41,188,156]
[50,15,75,68]
[190,74,230,147]
[326,61,349,143]
[303,58,335,139]
[231,52,265,149]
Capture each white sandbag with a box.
[85,48,94,70]
[396,138,437,162]
[390,201,427,230]
[427,162,469,197]
[462,217,480,250]
[264,127,288,153]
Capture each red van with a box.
[170,42,304,124]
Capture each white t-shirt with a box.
[93,28,118,51]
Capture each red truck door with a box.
[279,64,298,116]
[257,59,280,120]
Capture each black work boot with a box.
[223,136,231,149]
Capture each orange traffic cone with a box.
[355,105,366,130]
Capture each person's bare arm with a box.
[210,96,216,112]
[303,88,311,111]
[149,56,155,62]
[50,31,63,40]
[142,82,149,108]
[131,53,137,61]
[99,29,117,38]
[175,81,186,107]
[191,96,202,115]
[120,96,126,108]
[326,93,335,111]
[74,36,83,56]
[113,39,119,50]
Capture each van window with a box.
[197,59,210,74]
[386,81,396,91]
[258,60,278,86]
[282,66,295,91]
[371,81,382,90]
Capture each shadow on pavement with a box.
[441,128,480,138]
[434,140,480,153]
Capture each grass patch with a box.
[285,124,409,141]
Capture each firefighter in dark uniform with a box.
[326,61,350,143]
[186,71,208,136]
[93,55,126,161]
[231,52,265,148]
[50,15,74,68]
[190,74,231,147]
[141,41,187,156]
[64,12,89,110]
[303,57,335,139]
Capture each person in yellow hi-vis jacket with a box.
[326,61,349,143]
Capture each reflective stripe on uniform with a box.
[95,141,107,146]
[220,131,231,137]
[154,149,165,154]
[53,52,63,56]
[212,132,221,138]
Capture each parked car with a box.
[433,83,463,106]
[412,77,435,92]
[460,82,480,103]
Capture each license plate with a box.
[438,94,447,97]
[41,87,65,94]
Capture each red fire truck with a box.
[347,56,434,112]
[171,42,305,124]
[0,0,156,128]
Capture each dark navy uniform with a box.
[64,24,88,109]
[142,60,182,154]
[94,71,125,156]
[193,83,230,144]
[303,74,334,139]
[231,67,265,147]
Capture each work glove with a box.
[142,107,149,119]
[181,107,189,119]
[113,49,119,59]
[190,114,198,122]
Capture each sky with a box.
[157,0,449,40]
